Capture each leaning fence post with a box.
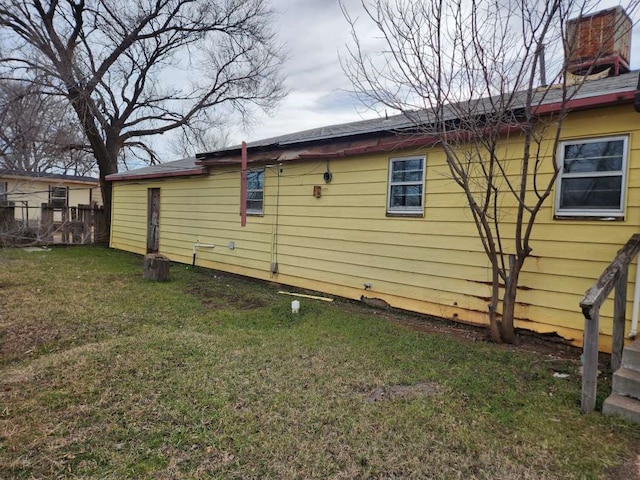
[0,204,15,246]
[61,207,69,243]
[581,307,600,413]
[612,267,628,372]
[94,206,107,245]
[40,203,54,243]
[78,205,91,244]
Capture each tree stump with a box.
[143,253,170,281]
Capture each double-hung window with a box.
[50,186,68,209]
[555,136,628,218]
[387,156,426,215]
[246,169,264,215]
[0,181,7,203]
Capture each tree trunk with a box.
[143,253,170,281]
[488,261,503,344]
[500,256,522,344]
[67,91,118,241]
[99,172,113,241]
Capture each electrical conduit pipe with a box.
[192,243,215,266]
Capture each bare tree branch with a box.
[344,0,640,343]
[0,0,287,234]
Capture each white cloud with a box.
[228,0,382,146]
[212,0,640,153]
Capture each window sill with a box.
[386,211,424,218]
[554,214,624,221]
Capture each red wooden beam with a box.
[240,141,247,227]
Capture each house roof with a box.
[0,169,99,184]
[105,157,206,181]
[202,70,640,156]
[108,70,639,182]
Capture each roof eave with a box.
[533,90,637,115]
[106,166,208,182]
[199,89,638,164]
[0,174,99,185]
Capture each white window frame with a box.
[387,155,426,215]
[0,181,7,203]
[50,186,68,209]
[246,168,264,215]
[554,135,628,218]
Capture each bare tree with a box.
[0,80,94,175]
[0,0,286,233]
[168,123,231,159]
[344,0,638,343]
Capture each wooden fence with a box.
[0,203,107,246]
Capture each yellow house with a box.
[0,170,101,226]
[107,71,640,352]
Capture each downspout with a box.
[192,242,215,266]
[629,252,640,338]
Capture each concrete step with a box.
[612,367,640,399]
[603,393,640,424]
[622,340,640,371]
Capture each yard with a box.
[0,246,638,479]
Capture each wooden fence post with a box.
[0,204,15,246]
[78,205,92,244]
[612,268,628,372]
[0,204,15,228]
[94,206,107,245]
[61,207,69,243]
[40,204,54,242]
[581,308,600,413]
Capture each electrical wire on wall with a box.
[266,163,282,277]
[183,158,322,277]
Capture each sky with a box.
[227,0,377,147]
[211,0,640,153]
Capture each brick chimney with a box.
[566,6,632,77]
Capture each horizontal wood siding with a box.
[110,105,640,351]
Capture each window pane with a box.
[245,169,264,213]
[563,140,624,173]
[560,176,622,209]
[246,200,263,212]
[390,185,423,208]
[50,187,67,208]
[247,171,263,189]
[392,159,423,182]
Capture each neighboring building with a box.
[0,170,101,226]
[107,69,640,352]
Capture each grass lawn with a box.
[0,246,638,479]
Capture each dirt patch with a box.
[337,298,585,363]
[2,340,117,385]
[185,281,268,310]
[606,449,640,480]
[0,321,67,362]
[362,382,443,403]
